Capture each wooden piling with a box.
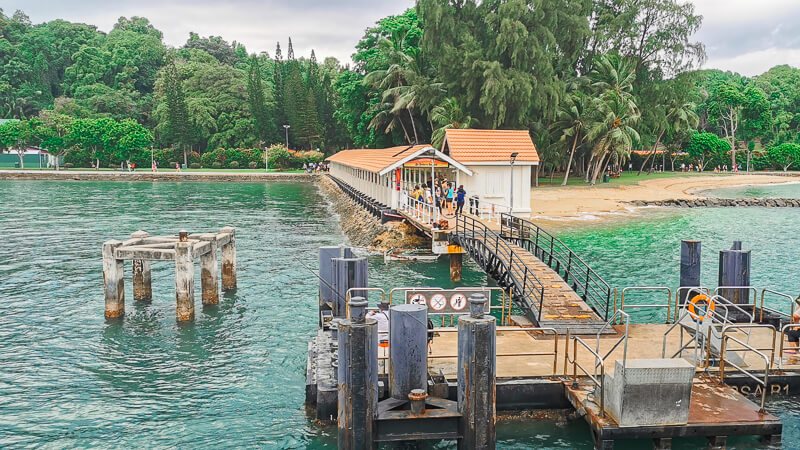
[201,238,219,305]
[175,238,195,321]
[221,226,237,291]
[131,231,152,301]
[457,293,496,450]
[450,252,463,282]
[103,240,125,318]
[337,297,378,449]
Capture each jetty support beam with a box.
[679,240,701,305]
[458,293,496,449]
[201,238,219,305]
[389,303,428,399]
[337,297,378,449]
[131,231,152,301]
[450,252,463,282]
[175,232,195,321]
[221,226,237,291]
[103,240,125,318]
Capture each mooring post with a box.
[457,293,496,450]
[103,240,125,318]
[450,252,463,282]
[175,231,195,321]
[220,226,237,291]
[201,237,219,305]
[389,303,428,400]
[131,230,152,301]
[679,240,701,305]
[337,297,378,450]
[718,241,751,304]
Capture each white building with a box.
[327,129,539,215]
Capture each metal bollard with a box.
[718,241,751,304]
[409,389,428,415]
[389,303,428,400]
[458,293,496,449]
[679,240,701,305]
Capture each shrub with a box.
[212,161,222,169]
[229,160,240,169]
[189,162,201,169]
[63,147,93,167]
[249,161,258,169]
[267,144,297,169]
[63,163,73,169]
[108,163,116,169]
[169,161,178,169]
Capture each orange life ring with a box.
[687,294,715,323]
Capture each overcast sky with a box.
[3,0,798,77]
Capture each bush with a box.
[212,161,222,169]
[229,160,240,169]
[169,161,178,169]
[267,144,297,169]
[108,163,116,169]
[63,163,73,169]
[63,147,93,168]
[249,161,258,169]
[189,163,201,169]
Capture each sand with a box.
[529,173,800,221]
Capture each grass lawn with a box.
[535,170,731,188]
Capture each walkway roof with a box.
[442,129,539,164]
[327,145,473,176]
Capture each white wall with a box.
[458,164,532,214]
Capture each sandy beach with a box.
[529,173,800,220]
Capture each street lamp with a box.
[509,152,519,214]
[283,124,290,148]
[150,146,154,172]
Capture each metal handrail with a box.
[674,286,711,322]
[400,192,440,226]
[568,336,607,416]
[596,310,630,371]
[617,286,672,324]
[719,330,772,411]
[779,323,800,370]
[713,286,758,309]
[760,289,795,322]
[721,324,777,368]
[500,213,612,320]
[662,307,703,362]
[454,214,545,322]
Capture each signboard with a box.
[405,289,492,315]
[404,158,449,168]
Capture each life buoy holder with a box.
[687,294,715,323]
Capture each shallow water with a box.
[0,180,797,448]
[706,181,800,199]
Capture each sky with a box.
[3,0,798,77]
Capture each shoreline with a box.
[528,173,800,227]
[0,169,315,183]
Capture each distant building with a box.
[327,129,539,214]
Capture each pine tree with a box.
[162,53,192,166]
[247,55,275,145]
[274,42,282,61]
[287,37,295,61]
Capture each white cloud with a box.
[705,47,800,77]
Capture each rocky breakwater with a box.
[628,197,800,208]
[318,176,427,249]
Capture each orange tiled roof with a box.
[326,145,430,173]
[443,129,539,163]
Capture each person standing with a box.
[455,185,466,215]
[445,183,454,215]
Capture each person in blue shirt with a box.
[445,183,455,215]
[455,185,466,215]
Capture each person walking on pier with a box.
[455,185,466,215]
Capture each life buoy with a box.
[687,294,715,323]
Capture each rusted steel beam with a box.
[131,231,152,301]
[103,240,125,318]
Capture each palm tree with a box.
[430,98,475,149]
[585,92,641,185]
[638,98,699,175]
[551,92,588,185]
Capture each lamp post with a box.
[150,146,154,172]
[509,152,519,214]
[283,124,290,148]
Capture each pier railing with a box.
[500,214,612,320]
[453,214,546,322]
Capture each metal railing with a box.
[467,196,512,223]
[565,309,629,417]
[328,174,390,218]
[399,192,441,226]
[615,286,673,324]
[759,289,796,322]
[720,324,776,411]
[500,213,612,320]
[779,323,800,370]
[453,214,545,322]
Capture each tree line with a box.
[0,3,798,178]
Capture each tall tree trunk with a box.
[562,132,579,186]
[17,151,24,169]
[183,146,188,168]
[398,117,412,145]
[407,108,418,144]
[96,158,100,170]
[534,165,539,187]
[584,154,594,183]
[55,152,60,171]
[637,129,664,175]
[589,152,609,186]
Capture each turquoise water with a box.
[706,181,800,199]
[0,179,797,449]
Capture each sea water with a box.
[0,180,795,448]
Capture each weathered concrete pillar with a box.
[718,241,751,304]
[458,293,496,450]
[175,233,195,321]
[450,252,463,282]
[220,226,237,291]
[201,238,219,305]
[337,297,378,449]
[103,240,125,318]
[389,303,428,400]
[131,231,152,301]
[679,240,701,305]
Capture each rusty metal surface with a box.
[688,375,778,425]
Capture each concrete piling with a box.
[131,231,152,301]
[175,233,195,321]
[679,240,701,304]
[389,303,428,400]
[103,240,125,318]
[201,238,219,305]
[337,297,378,449]
[457,293,496,450]
[718,241,751,304]
[332,257,369,317]
[450,252,463,282]
[221,226,237,291]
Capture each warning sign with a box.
[404,289,491,315]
